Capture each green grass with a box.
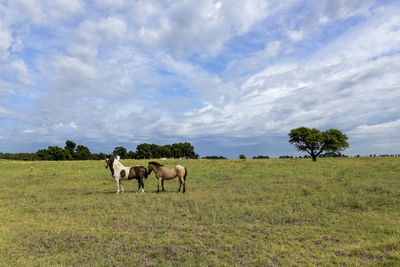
[1,158,400,266]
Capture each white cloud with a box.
[94,0,127,9]
[312,0,373,21]
[53,122,78,130]
[0,27,12,61]
[9,0,43,24]
[76,16,127,45]
[54,55,95,81]
[128,0,272,57]
[49,0,85,14]
[9,60,32,85]
[351,119,400,137]
[263,41,281,57]
[0,106,9,117]
[320,7,400,65]
[176,4,400,144]
[287,30,303,42]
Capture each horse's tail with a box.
[184,167,187,182]
[144,168,148,179]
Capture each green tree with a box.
[36,149,51,160]
[136,143,153,159]
[127,150,137,159]
[74,145,91,160]
[48,146,66,161]
[180,142,198,158]
[288,127,349,161]
[98,152,107,160]
[113,146,128,159]
[65,140,76,157]
[63,149,73,160]
[150,144,161,158]
[159,145,173,158]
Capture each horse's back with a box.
[119,165,146,180]
[175,165,185,172]
[157,166,176,180]
[133,165,147,179]
[175,165,186,177]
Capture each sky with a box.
[0,0,400,158]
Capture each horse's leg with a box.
[137,179,141,193]
[120,180,124,193]
[177,176,182,192]
[141,178,144,193]
[157,176,162,193]
[177,181,182,192]
[162,179,165,192]
[138,178,144,193]
[179,175,185,193]
[115,178,120,194]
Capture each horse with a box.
[105,155,148,194]
[148,161,187,193]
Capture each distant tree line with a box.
[279,155,294,159]
[202,156,227,159]
[0,141,198,161]
[112,142,199,159]
[1,138,399,161]
[319,152,348,158]
[253,155,270,159]
[0,141,107,161]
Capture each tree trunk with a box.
[311,151,317,161]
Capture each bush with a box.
[202,156,227,159]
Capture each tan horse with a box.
[148,161,187,193]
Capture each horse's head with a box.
[148,161,162,175]
[147,163,154,175]
[105,155,114,169]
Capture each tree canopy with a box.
[113,146,128,158]
[35,141,92,161]
[113,142,199,159]
[288,127,349,161]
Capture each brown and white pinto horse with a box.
[105,155,148,194]
[148,161,187,193]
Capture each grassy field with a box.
[0,157,400,266]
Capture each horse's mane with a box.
[107,155,125,167]
[114,159,124,167]
[149,161,163,167]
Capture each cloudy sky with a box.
[1,0,399,158]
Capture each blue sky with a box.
[1,0,400,158]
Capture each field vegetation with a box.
[1,157,399,266]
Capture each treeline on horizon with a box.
[1,141,399,161]
[0,141,199,161]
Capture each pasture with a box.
[0,158,399,266]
